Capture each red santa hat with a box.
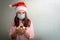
[9,2,28,13]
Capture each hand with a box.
[20,28,26,34]
[16,26,26,35]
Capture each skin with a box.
[17,10,25,18]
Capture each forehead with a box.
[17,10,25,12]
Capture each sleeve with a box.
[8,21,15,40]
[26,22,34,40]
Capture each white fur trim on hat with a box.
[16,6,28,13]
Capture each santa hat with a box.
[9,2,28,13]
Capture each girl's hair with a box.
[14,12,31,27]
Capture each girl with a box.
[9,2,34,40]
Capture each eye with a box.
[17,12,21,14]
[23,12,25,14]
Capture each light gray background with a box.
[0,0,60,40]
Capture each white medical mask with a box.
[17,14,25,20]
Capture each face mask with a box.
[17,14,25,20]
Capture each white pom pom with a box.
[9,5,12,7]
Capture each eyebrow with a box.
[16,11,26,14]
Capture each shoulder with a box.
[30,21,33,26]
[29,21,34,28]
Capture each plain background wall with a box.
[0,0,60,40]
